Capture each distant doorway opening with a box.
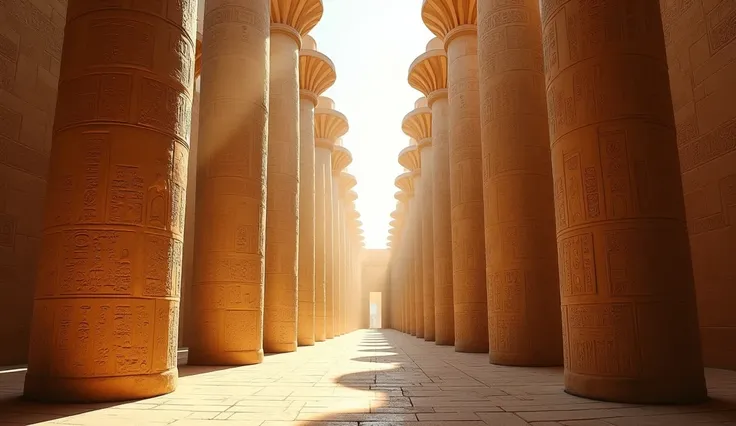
[369,292,382,329]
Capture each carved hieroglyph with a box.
[332,145,352,336]
[24,0,197,402]
[314,97,349,340]
[477,0,563,367]
[422,0,489,353]
[263,0,323,354]
[298,37,336,346]
[659,0,736,370]
[188,0,269,366]
[409,41,454,345]
[540,0,706,403]
[402,103,435,342]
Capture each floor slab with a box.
[1,330,735,425]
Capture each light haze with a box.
[310,0,435,249]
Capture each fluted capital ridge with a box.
[409,49,448,97]
[421,0,477,40]
[398,145,422,172]
[299,49,336,101]
[314,108,349,145]
[271,0,324,36]
[402,107,433,141]
[332,145,353,175]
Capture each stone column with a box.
[331,147,351,336]
[340,173,357,334]
[314,144,330,342]
[395,174,417,336]
[297,37,336,346]
[409,40,454,345]
[188,0,269,367]
[402,100,435,342]
[540,0,706,403]
[422,0,488,353]
[412,172,425,339]
[24,0,197,402]
[477,0,562,366]
[314,97,349,340]
[264,9,314,354]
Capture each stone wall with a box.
[359,249,390,329]
[0,0,66,366]
[662,0,736,370]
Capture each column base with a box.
[298,339,316,346]
[455,342,488,353]
[490,353,562,367]
[424,335,435,342]
[564,371,708,404]
[435,339,454,346]
[24,369,177,403]
[265,342,297,353]
[187,350,264,366]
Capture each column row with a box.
[388,0,706,406]
[22,0,365,403]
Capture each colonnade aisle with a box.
[1,330,736,425]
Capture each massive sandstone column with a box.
[394,188,415,335]
[314,97,349,340]
[390,206,407,333]
[402,101,435,342]
[398,146,424,338]
[409,38,454,346]
[24,0,197,402]
[264,0,323,354]
[477,0,562,366]
[346,190,361,332]
[331,145,352,336]
[189,0,270,366]
[339,173,358,334]
[540,0,706,403]
[422,0,488,353]
[297,37,336,346]
[396,172,419,336]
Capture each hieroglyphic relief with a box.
[24,0,194,400]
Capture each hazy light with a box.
[310,0,434,249]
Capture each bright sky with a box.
[309,0,435,249]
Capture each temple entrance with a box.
[369,292,382,329]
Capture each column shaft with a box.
[314,147,331,341]
[24,0,197,402]
[478,0,562,366]
[540,0,706,403]
[298,97,316,346]
[331,180,341,336]
[420,145,435,341]
[430,93,454,346]
[188,0,269,367]
[325,167,335,339]
[413,176,425,339]
[446,28,489,353]
[264,29,300,353]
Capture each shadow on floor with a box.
[297,329,736,425]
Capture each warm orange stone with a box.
[477,0,563,367]
[314,97,349,341]
[402,100,435,342]
[409,41,454,346]
[540,0,706,403]
[332,145,353,337]
[263,0,323,355]
[24,0,197,402]
[297,37,336,346]
[188,0,269,366]
[422,0,489,353]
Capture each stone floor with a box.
[1,329,736,425]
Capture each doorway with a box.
[369,292,382,329]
